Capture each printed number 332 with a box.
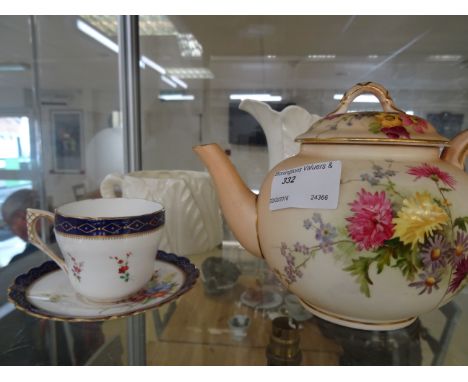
[281,176,296,184]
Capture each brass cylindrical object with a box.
[266,316,302,366]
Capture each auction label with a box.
[269,161,341,211]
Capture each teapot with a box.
[194,82,468,330]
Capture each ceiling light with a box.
[79,16,202,64]
[307,54,336,60]
[427,55,462,62]
[77,19,118,53]
[266,55,276,59]
[230,94,282,102]
[406,110,414,115]
[161,75,178,88]
[368,55,379,59]
[77,20,146,69]
[80,15,118,36]
[77,20,189,91]
[80,15,178,36]
[139,15,178,36]
[170,75,188,89]
[333,94,379,103]
[159,94,195,101]
[177,33,203,58]
[166,67,214,80]
[0,63,29,72]
[141,56,166,75]
[78,21,182,80]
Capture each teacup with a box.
[100,170,222,256]
[27,198,165,303]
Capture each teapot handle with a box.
[329,82,405,115]
[441,130,468,170]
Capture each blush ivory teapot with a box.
[194,82,468,330]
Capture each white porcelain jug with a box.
[239,99,321,169]
[100,170,223,256]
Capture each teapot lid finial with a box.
[295,82,449,147]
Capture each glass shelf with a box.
[3,241,466,365]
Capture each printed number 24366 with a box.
[310,194,328,200]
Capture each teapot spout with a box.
[193,144,262,257]
[441,130,468,170]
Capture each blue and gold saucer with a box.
[8,251,199,322]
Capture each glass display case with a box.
[1,15,468,366]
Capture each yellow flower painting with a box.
[375,113,403,128]
[278,161,468,298]
[393,192,449,248]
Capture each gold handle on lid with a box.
[329,82,405,116]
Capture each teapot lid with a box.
[295,82,449,147]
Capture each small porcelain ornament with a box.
[194,82,468,330]
[27,198,164,302]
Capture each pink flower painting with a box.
[400,114,428,133]
[346,189,395,251]
[381,126,410,139]
[276,160,467,300]
[448,257,468,293]
[407,163,456,189]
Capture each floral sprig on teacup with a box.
[109,252,132,282]
[66,252,84,282]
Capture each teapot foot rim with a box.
[298,297,417,331]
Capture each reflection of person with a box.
[1,189,39,260]
[1,189,105,365]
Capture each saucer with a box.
[8,251,199,322]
